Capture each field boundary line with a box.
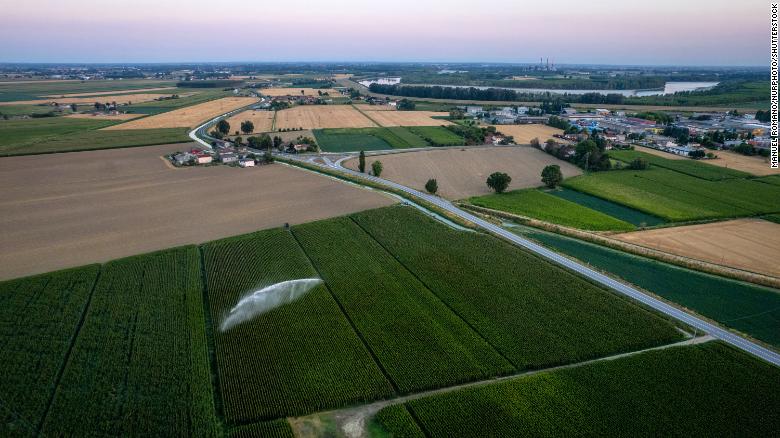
[36,266,101,435]
[287,228,401,394]
[351,103,381,127]
[349,215,518,371]
[459,203,780,290]
[197,246,227,431]
[289,335,715,436]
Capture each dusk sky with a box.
[0,0,767,66]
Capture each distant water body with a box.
[360,79,718,97]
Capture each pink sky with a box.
[0,0,767,65]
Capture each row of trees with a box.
[357,151,383,176]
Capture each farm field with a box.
[202,228,393,423]
[0,79,176,102]
[119,89,231,115]
[0,93,182,106]
[757,174,780,186]
[365,110,452,127]
[224,109,275,133]
[344,146,582,199]
[292,217,514,393]
[353,103,396,111]
[377,342,780,437]
[513,226,780,346]
[406,126,464,146]
[103,96,258,129]
[0,144,393,279]
[41,247,217,436]
[275,105,375,130]
[0,265,99,436]
[43,86,178,97]
[0,114,189,154]
[705,150,780,176]
[614,219,780,278]
[259,87,341,97]
[314,128,392,152]
[490,124,566,144]
[610,149,750,180]
[314,126,428,152]
[562,167,780,221]
[550,187,664,226]
[64,112,142,121]
[353,207,684,369]
[469,189,636,231]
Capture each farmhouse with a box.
[194,151,213,164]
[239,158,255,167]
[219,151,238,164]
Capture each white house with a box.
[239,158,255,167]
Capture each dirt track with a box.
[0,144,393,280]
[614,219,780,278]
[343,146,581,199]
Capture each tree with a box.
[273,136,283,149]
[263,151,275,163]
[396,99,416,111]
[628,157,650,170]
[541,165,563,188]
[259,134,273,150]
[216,119,230,136]
[486,172,511,193]
[371,160,383,177]
[70,103,77,112]
[358,150,366,173]
[530,137,541,149]
[240,120,254,135]
[425,178,438,195]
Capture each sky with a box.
[0,0,768,66]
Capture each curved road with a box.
[192,111,780,367]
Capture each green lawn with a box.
[550,187,665,226]
[757,175,780,186]
[610,149,750,180]
[513,226,780,347]
[469,189,636,231]
[314,128,392,152]
[377,342,780,437]
[407,126,465,146]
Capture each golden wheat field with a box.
[367,110,452,127]
[102,97,258,130]
[490,124,567,144]
[260,87,341,97]
[274,105,375,130]
[225,110,275,134]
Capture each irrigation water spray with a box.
[220,278,323,332]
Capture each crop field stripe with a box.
[288,228,401,393]
[632,171,779,215]
[198,245,226,431]
[36,267,101,435]
[352,103,380,126]
[350,216,518,370]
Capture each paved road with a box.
[192,112,780,367]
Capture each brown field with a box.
[367,110,452,127]
[344,146,582,199]
[274,105,375,130]
[636,146,780,175]
[635,145,687,160]
[703,150,780,176]
[224,110,275,133]
[43,87,178,98]
[65,112,143,121]
[102,97,258,130]
[490,124,567,144]
[260,87,341,97]
[0,144,393,280]
[353,104,397,111]
[0,93,179,106]
[614,219,780,278]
